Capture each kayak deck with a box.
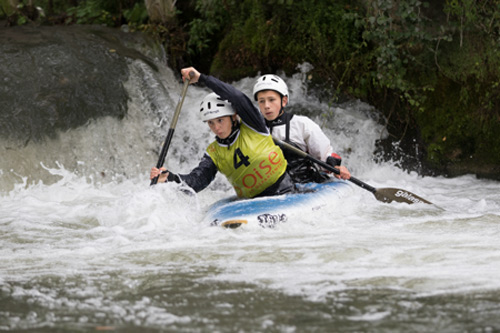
[204,179,351,228]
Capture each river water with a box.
[1,25,499,332]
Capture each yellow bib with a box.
[207,124,287,198]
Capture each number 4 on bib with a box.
[233,148,250,169]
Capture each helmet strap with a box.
[228,118,240,144]
[216,119,240,148]
[231,116,239,131]
[279,95,286,116]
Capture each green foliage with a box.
[0,0,15,18]
[1,0,46,25]
[444,0,500,40]
[123,2,149,25]
[66,0,115,25]
[187,0,232,56]
[0,0,146,26]
[185,0,500,175]
[414,0,500,169]
[3,0,498,175]
[345,0,438,110]
[36,0,76,15]
[209,0,362,80]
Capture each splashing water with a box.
[1,27,500,332]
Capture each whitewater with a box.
[1,42,500,331]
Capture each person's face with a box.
[256,90,288,121]
[207,116,234,139]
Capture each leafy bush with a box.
[66,1,111,25]
[4,0,498,176]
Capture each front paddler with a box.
[150,67,295,198]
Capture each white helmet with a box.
[252,74,289,101]
[199,93,235,122]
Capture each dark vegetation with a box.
[2,0,499,179]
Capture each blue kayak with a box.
[204,179,352,228]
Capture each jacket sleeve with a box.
[199,74,268,134]
[178,153,218,193]
[299,116,334,162]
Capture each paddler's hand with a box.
[333,165,351,180]
[150,167,169,183]
[181,67,200,84]
[325,153,349,180]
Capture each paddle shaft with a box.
[273,137,433,204]
[150,72,193,185]
[273,138,376,193]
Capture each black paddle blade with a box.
[374,188,433,205]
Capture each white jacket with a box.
[268,114,334,163]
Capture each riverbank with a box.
[2,0,499,180]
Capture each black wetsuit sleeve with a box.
[199,74,268,134]
[177,153,218,193]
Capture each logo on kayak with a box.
[394,190,424,204]
[257,213,287,228]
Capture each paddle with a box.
[150,71,194,185]
[273,137,433,205]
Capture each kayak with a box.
[204,178,352,228]
[205,179,352,228]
